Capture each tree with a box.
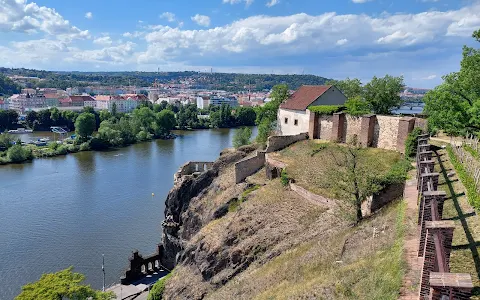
[156,110,176,132]
[75,112,96,139]
[363,75,404,114]
[424,29,480,136]
[99,110,113,122]
[235,107,256,126]
[7,144,33,163]
[111,102,117,116]
[16,267,115,300]
[326,78,363,99]
[0,73,21,96]
[0,133,14,150]
[0,109,19,131]
[50,107,60,124]
[326,141,383,224]
[25,111,38,129]
[255,84,289,143]
[345,96,371,116]
[233,127,253,148]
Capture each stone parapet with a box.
[429,273,473,300]
[359,114,376,147]
[331,112,345,143]
[397,117,416,153]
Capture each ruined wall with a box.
[174,161,214,183]
[290,182,336,207]
[318,115,333,140]
[265,133,308,153]
[343,115,362,143]
[235,151,266,183]
[373,115,401,151]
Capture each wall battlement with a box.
[174,161,214,184]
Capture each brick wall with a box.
[370,182,405,213]
[234,151,266,184]
[265,133,308,153]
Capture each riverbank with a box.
[0,131,176,166]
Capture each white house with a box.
[278,85,347,136]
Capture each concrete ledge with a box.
[290,182,335,207]
[265,133,308,153]
[430,273,473,288]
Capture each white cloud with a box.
[223,0,254,7]
[93,36,113,46]
[0,0,89,38]
[140,3,480,64]
[336,38,348,46]
[266,0,279,7]
[191,14,211,27]
[69,42,137,64]
[123,31,145,38]
[160,12,176,22]
[352,0,372,3]
[422,74,437,80]
[85,12,93,19]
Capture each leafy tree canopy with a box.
[363,75,405,115]
[75,112,96,138]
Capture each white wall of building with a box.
[278,108,310,136]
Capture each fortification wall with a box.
[235,151,266,183]
[318,115,333,140]
[290,182,336,207]
[174,161,214,183]
[265,133,308,153]
[343,115,362,143]
[373,115,401,151]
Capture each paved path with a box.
[399,167,422,300]
[107,271,168,299]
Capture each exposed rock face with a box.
[161,149,253,270]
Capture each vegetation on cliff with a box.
[159,140,407,299]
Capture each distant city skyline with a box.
[1,0,479,88]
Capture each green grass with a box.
[432,143,480,298]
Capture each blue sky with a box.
[0,0,479,88]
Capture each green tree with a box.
[235,106,256,126]
[111,102,117,116]
[345,96,371,116]
[50,107,60,124]
[363,75,405,114]
[326,142,383,224]
[0,133,14,150]
[233,127,253,148]
[424,29,480,136]
[25,111,38,129]
[326,78,363,99]
[156,110,176,132]
[255,84,289,144]
[7,144,33,163]
[0,73,21,96]
[0,109,19,131]
[75,112,96,139]
[99,110,113,122]
[16,267,115,300]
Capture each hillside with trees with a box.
[0,73,21,96]
[0,68,330,91]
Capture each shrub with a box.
[280,169,290,187]
[54,145,68,155]
[7,145,33,163]
[79,142,90,152]
[148,273,172,300]
[308,105,345,115]
[233,127,253,148]
[404,127,423,158]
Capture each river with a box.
[0,128,254,299]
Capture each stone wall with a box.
[373,115,401,151]
[265,133,308,153]
[174,161,214,183]
[290,182,336,207]
[343,115,362,143]
[318,115,333,140]
[235,151,266,184]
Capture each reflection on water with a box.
[0,127,256,300]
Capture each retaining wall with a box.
[265,133,308,153]
[234,151,266,183]
[174,161,214,183]
[290,182,336,207]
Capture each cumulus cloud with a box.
[0,0,89,38]
[93,36,113,46]
[123,31,145,38]
[223,0,254,7]
[160,12,176,22]
[266,0,279,7]
[191,14,211,27]
[139,3,480,64]
[352,0,372,3]
[422,74,437,80]
[85,12,93,19]
[69,42,137,64]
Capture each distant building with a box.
[278,85,347,136]
[196,96,209,109]
[95,95,140,113]
[8,93,46,112]
[0,98,8,110]
[44,93,60,107]
[209,96,238,107]
[70,95,94,107]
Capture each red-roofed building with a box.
[70,95,95,107]
[278,85,346,136]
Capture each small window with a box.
[294,119,298,126]
[284,117,288,124]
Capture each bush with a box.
[54,145,68,155]
[233,127,252,148]
[148,273,172,300]
[79,142,90,152]
[308,105,345,115]
[280,169,290,187]
[404,127,423,158]
[7,144,33,163]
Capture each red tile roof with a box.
[70,95,94,102]
[280,85,332,111]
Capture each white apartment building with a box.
[95,95,139,113]
[8,94,46,112]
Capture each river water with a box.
[0,128,252,299]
